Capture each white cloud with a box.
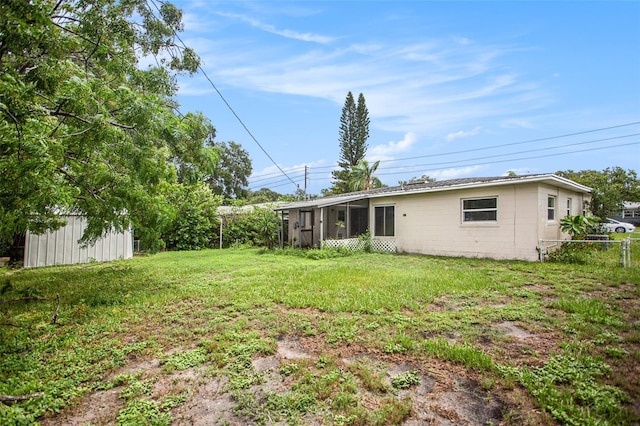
[175,3,554,153]
[446,126,482,142]
[216,12,334,44]
[368,132,419,161]
[426,165,487,181]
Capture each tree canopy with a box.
[0,0,216,248]
[328,92,370,194]
[556,167,640,219]
[349,160,383,191]
[206,141,252,200]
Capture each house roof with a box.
[624,201,640,210]
[274,173,592,211]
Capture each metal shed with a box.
[24,215,133,268]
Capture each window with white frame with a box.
[374,205,395,236]
[566,198,572,217]
[547,196,556,221]
[462,197,497,222]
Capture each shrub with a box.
[547,242,599,264]
[163,183,222,251]
[221,206,279,248]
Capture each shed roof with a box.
[217,202,286,217]
[274,173,591,211]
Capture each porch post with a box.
[346,202,350,238]
[219,219,223,249]
[319,207,324,247]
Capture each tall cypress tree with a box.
[329,92,370,194]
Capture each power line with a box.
[146,0,298,190]
[310,121,640,170]
[249,172,307,187]
[368,133,640,174]
[249,166,307,181]
[260,125,640,191]
[377,140,640,177]
[306,140,640,182]
[262,138,639,191]
[380,121,640,164]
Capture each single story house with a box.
[612,201,640,226]
[275,174,591,261]
[22,215,133,268]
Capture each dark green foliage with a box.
[556,168,640,219]
[503,353,628,425]
[349,160,383,191]
[0,0,217,251]
[221,207,279,248]
[547,242,601,264]
[255,209,278,249]
[206,141,252,199]
[328,92,371,194]
[164,184,222,251]
[560,214,599,240]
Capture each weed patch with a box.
[1,249,638,425]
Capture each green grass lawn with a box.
[1,246,639,425]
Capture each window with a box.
[547,196,556,221]
[566,198,572,217]
[374,206,395,236]
[462,197,497,222]
[300,211,312,229]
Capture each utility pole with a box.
[304,165,308,199]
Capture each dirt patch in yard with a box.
[40,334,553,425]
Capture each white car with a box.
[603,218,636,233]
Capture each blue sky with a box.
[169,0,640,195]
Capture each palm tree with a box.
[349,160,382,191]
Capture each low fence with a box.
[538,237,632,268]
[321,238,397,253]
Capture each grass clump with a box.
[553,297,623,326]
[162,347,208,372]
[391,370,421,390]
[501,351,629,425]
[421,338,494,371]
[117,399,172,426]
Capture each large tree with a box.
[0,0,213,247]
[556,167,640,219]
[206,141,252,200]
[329,92,370,194]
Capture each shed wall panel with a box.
[25,216,133,268]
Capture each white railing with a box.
[321,238,397,253]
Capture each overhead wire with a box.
[249,166,307,182]
[363,133,640,174]
[310,121,640,170]
[374,140,640,177]
[140,1,640,192]
[145,0,299,190]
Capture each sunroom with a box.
[275,192,397,252]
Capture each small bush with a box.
[391,370,420,389]
[547,242,599,264]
